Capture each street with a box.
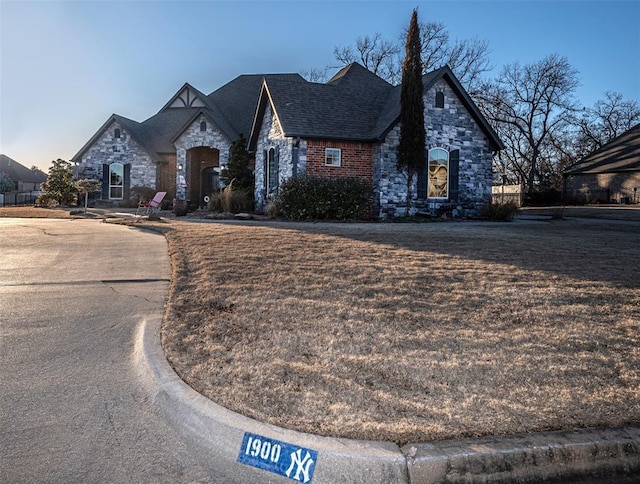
[0,219,229,483]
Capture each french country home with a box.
[72,63,502,219]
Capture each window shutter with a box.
[449,150,460,202]
[263,150,268,192]
[417,160,427,199]
[102,164,109,199]
[123,164,131,201]
[274,146,280,190]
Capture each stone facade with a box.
[253,81,494,219]
[173,114,232,202]
[376,79,493,218]
[254,105,301,209]
[77,120,156,205]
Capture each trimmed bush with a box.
[276,175,372,221]
[479,201,519,221]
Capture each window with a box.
[266,147,279,193]
[435,92,444,108]
[428,148,449,198]
[109,163,124,199]
[114,128,121,139]
[200,121,207,132]
[325,148,341,166]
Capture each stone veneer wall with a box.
[78,120,156,203]
[254,105,304,210]
[173,114,231,201]
[376,79,494,219]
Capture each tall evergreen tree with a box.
[397,8,426,216]
[221,133,253,191]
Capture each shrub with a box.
[478,201,519,221]
[276,175,372,221]
[207,183,253,214]
[129,186,157,206]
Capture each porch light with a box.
[178,163,183,171]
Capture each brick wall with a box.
[306,139,374,181]
[156,154,176,200]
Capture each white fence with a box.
[492,184,523,206]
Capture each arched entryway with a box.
[187,147,219,207]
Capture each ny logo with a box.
[285,448,314,483]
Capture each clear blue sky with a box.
[1,0,639,172]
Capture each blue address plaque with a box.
[237,432,318,483]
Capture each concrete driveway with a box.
[0,218,230,483]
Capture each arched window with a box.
[200,121,207,132]
[428,148,449,198]
[435,92,444,108]
[266,147,279,193]
[114,128,121,139]
[109,163,124,199]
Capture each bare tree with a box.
[300,67,331,83]
[329,20,492,90]
[333,32,400,81]
[575,91,640,157]
[477,54,580,195]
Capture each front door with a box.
[201,167,219,206]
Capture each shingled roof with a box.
[73,63,502,164]
[0,154,47,183]
[564,123,640,175]
[249,63,503,152]
[72,73,304,163]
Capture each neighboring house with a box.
[0,155,47,207]
[563,124,640,204]
[0,154,47,192]
[72,63,502,218]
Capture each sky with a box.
[1,0,639,172]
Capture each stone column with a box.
[175,148,188,215]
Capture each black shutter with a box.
[449,150,460,202]
[123,164,131,201]
[102,164,109,199]
[274,146,280,190]
[417,152,428,198]
[263,150,268,193]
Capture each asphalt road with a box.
[0,218,229,483]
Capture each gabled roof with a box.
[249,63,503,152]
[372,65,504,150]
[249,63,395,149]
[0,154,47,183]
[71,114,160,163]
[73,74,305,163]
[209,73,305,140]
[564,123,640,175]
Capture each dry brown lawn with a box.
[0,206,74,218]
[158,219,639,444]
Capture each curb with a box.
[134,318,640,483]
